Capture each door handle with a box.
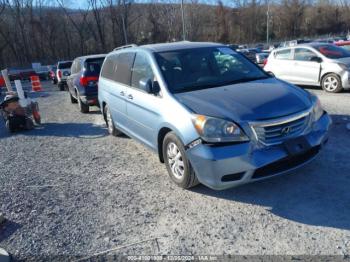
[127,94,133,100]
[120,91,125,96]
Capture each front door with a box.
[125,52,162,150]
[289,48,321,85]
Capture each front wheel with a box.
[162,132,199,189]
[321,73,343,93]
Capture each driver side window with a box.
[131,53,154,90]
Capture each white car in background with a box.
[264,43,350,93]
[56,61,72,91]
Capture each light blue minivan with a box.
[98,42,331,190]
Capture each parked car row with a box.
[264,43,350,93]
[59,41,330,190]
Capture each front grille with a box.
[252,146,320,179]
[251,112,311,145]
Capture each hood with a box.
[334,57,350,66]
[174,78,312,122]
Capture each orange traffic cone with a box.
[30,75,42,92]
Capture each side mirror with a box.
[310,56,322,63]
[139,78,160,94]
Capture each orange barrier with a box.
[30,75,42,92]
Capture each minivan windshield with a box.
[315,44,350,59]
[155,47,269,93]
[58,62,72,69]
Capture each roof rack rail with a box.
[113,44,137,51]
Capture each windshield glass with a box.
[155,47,269,93]
[58,62,72,69]
[315,44,350,59]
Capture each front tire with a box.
[321,73,343,93]
[162,132,199,189]
[104,105,123,136]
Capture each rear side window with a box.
[84,57,105,76]
[71,59,81,74]
[274,49,292,60]
[58,62,72,69]
[101,53,135,85]
[114,53,135,85]
[101,55,117,80]
[131,53,154,89]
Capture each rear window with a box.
[58,62,72,69]
[84,57,105,76]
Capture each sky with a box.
[65,0,235,9]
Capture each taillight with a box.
[80,76,99,87]
[263,58,268,66]
[58,70,62,78]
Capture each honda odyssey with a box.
[98,42,331,190]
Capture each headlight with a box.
[312,97,324,122]
[192,115,249,143]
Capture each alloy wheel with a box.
[323,76,338,92]
[167,142,185,180]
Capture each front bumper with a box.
[341,71,350,89]
[186,113,331,190]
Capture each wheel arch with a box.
[157,127,172,163]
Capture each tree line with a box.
[0,0,350,68]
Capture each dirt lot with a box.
[1,81,350,261]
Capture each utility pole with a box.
[266,0,270,46]
[181,0,186,41]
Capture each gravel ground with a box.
[1,81,350,261]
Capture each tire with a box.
[162,132,199,189]
[70,92,77,104]
[321,73,343,93]
[77,96,89,113]
[25,118,34,130]
[104,104,123,136]
[52,79,57,85]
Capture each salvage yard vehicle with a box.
[67,54,105,113]
[98,42,331,190]
[56,61,72,91]
[264,43,350,93]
